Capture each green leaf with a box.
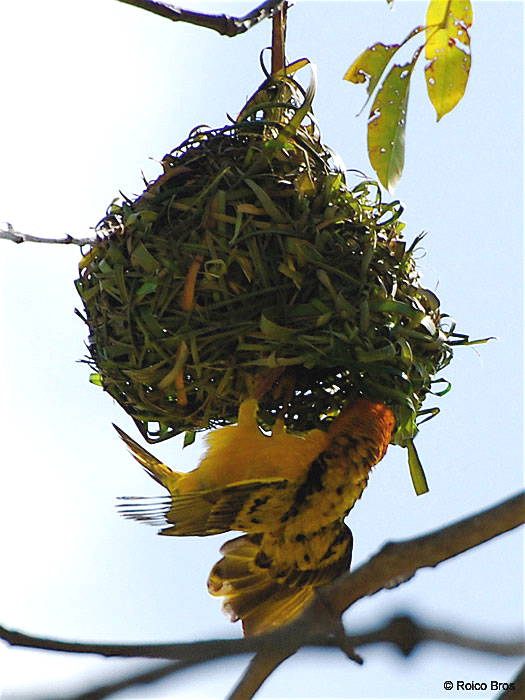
[130,243,160,273]
[89,373,104,387]
[183,430,196,448]
[369,299,425,321]
[407,439,429,495]
[136,280,159,297]
[260,312,295,341]
[425,0,473,120]
[447,335,495,346]
[367,47,422,191]
[244,178,287,223]
[430,378,452,396]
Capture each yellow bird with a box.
[116,397,395,636]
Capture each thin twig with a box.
[0,625,252,659]
[0,223,95,247]
[116,0,286,37]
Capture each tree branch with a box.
[2,493,523,699]
[116,0,286,37]
[227,647,297,700]
[498,664,524,700]
[316,490,525,618]
[6,615,523,700]
[53,661,182,700]
[0,223,95,247]
[4,612,522,665]
[352,615,525,659]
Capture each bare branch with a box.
[0,223,95,247]
[319,490,525,617]
[350,615,525,659]
[227,647,297,700]
[498,664,524,699]
[227,491,525,699]
[2,615,523,700]
[116,0,286,37]
[1,493,523,700]
[4,611,522,666]
[56,661,181,700]
[9,615,523,700]
[0,624,252,659]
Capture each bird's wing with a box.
[117,477,294,537]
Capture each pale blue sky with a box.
[0,1,522,698]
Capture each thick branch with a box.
[63,660,181,700]
[4,613,522,664]
[8,615,523,700]
[227,647,297,700]
[0,223,95,247]
[2,493,523,665]
[499,664,524,700]
[116,0,285,37]
[318,490,525,617]
[2,494,523,700]
[351,615,525,659]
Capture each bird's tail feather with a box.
[208,534,314,636]
[113,424,181,487]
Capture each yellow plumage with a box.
[117,397,395,635]
[117,398,328,491]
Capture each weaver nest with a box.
[75,69,468,465]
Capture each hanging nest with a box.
[75,66,472,463]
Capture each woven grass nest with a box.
[75,67,468,466]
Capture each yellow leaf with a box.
[343,27,425,114]
[277,57,310,78]
[344,42,400,94]
[425,0,473,120]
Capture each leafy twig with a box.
[116,0,286,37]
[0,223,95,246]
